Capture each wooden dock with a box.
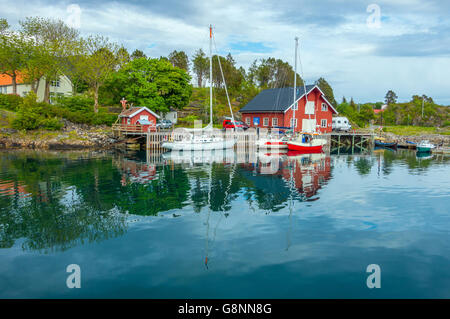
[113,126,377,152]
[327,132,374,154]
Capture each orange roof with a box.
[119,107,145,117]
[0,72,24,86]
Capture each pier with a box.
[327,132,374,154]
[113,125,376,152]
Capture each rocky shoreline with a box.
[380,132,449,146]
[0,121,120,150]
[0,123,448,150]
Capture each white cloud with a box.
[1,0,449,104]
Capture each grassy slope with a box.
[383,125,450,136]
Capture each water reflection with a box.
[0,148,448,254]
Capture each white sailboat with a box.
[162,25,236,151]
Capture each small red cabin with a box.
[239,85,338,133]
[118,106,160,132]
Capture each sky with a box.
[1,0,449,105]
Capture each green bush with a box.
[11,93,64,131]
[0,94,23,112]
[55,95,94,112]
[40,117,63,130]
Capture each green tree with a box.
[211,53,243,92]
[117,46,130,67]
[315,77,336,106]
[0,19,28,95]
[19,17,80,103]
[0,18,8,34]
[192,48,209,88]
[107,57,192,113]
[168,50,189,72]
[248,57,303,89]
[131,49,146,60]
[73,35,124,112]
[385,90,398,106]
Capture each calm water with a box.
[0,148,449,298]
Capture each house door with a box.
[302,119,316,132]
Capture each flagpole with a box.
[209,25,213,128]
[293,37,298,132]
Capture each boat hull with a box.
[374,140,397,148]
[287,142,323,153]
[257,140,288,149]
[162,139,235,151]
[416,146,432,153]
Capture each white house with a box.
[0,73,73,103]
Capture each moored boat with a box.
[287,133,326,153]
[162,134,235,151]
[416,140,436,153]
[374,137,397,149]
[162,25,236,152]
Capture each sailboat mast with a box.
[293,37,298,132]
[209,25,213,127]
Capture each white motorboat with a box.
[416,140,436,153]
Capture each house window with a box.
[245,117,251,126]
[127,118,131,124]
[51,80,60,87]
[321,103,328,111]
[305,101,315,114]
[321,119,327,128]
[272,118,278,127]
[263,118,269,126]
[49,92,64,104]
[290,118,297,128]
[0,86,7,94]
[293,102,298,110]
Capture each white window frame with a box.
[305,101,315,114]
[51,80,60,87]
[293,101,298,111]
[140,115,149,121]
[263,117,269,126]
[290,118,297,128]
[321,119,327,128]
[272,117,278,127]
[321,103,328,111]
[127,118,131,124]
[245,117,251,125]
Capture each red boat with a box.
[287,133,326,153]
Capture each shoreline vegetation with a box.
[1,16,449,150]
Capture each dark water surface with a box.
[0,148,449,298]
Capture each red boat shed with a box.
[119,106,160,132]
[239,85,338,133]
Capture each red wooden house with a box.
[118,106,160,132]
[239,85,338,133]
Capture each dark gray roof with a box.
[239,85,316,113]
